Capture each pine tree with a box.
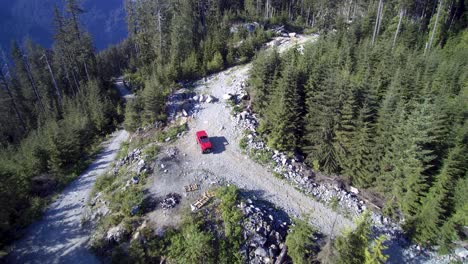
[285,219,317,264]
[264,61,303,151]
[335,211,372,264]
[413,133,467,245]
[364,235,388,264]
[249,49,281,115]
[143,76,166,124]
[346,102,375,187]
[335,87,357,178]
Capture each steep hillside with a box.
[0,0,126,50]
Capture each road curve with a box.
[8,130,129,264]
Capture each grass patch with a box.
[251,148,272,165]
[239,136,248,150]
[273,172,285,180]
[143,144,160,160]
[156,123,188,142]
[329,196,339,212]
[116,141,130,160]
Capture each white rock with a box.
[182,109,188,117]
[455,247,468,259]
[223,94,232,101]
[289,32,297,38]
[199,94,205,102]
[206,95,214,103]
[255,247,268,257]
[192,95,199,101]
[161,164,165,169]
[350,186,359,194]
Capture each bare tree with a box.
[425,0,443,54]
[41,52,62,104]
[372,0,384,45]
[23,54,46,113]
[392,8,405,49]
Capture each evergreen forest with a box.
[0,0,466,261]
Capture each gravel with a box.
[7,130,129,264]
[168,63,354,235]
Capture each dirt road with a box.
[8,130,128,264]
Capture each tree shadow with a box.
[210,136,228,154]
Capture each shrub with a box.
[156,123,188,142]
[285,219,317,264]
[143,144,159,160]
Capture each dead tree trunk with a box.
[23,55,46,113]
[83,61,91,82]
[392,8,404,49]
[372,0,384,45]
[426,0,443,54]
[43,52,62,103]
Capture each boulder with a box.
[350,186,359,194]
[192,95,199,101]
[206,95,214,103]
[182,109,188,117]
[455,247,468,259]
[240,111,249,120]
[131,176,139,184]
[199,94,205,102]
[223,94,233,101]
[254,247,268,258]
[289,32,297,38]
[106,225,126,243]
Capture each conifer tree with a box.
[249,49,280,115]
[264,61,303,151]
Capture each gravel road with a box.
[8,130,128,264]
[7,80,133,264]
[167,62,353,235]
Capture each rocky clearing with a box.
[148,63,354,236]
[144,35,454,263]
[8,34,456,264]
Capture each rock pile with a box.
[106,224,127,243]
[233,109,373,217]
[160,193,181,210]
[112,148,150,177]
[239,199,290,264]
[166,86,219,123]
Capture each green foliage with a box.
[285,218,317,264]
[334,211,372,264]
[142,76,167,124]
[364,235,388,264]
[251,148,273,165]
[207,51,224,73]
[123,99,142,132]
[168,221,215,263]
[239,136,248,150]
[156,123,188,142]
[216,185,244,263]
[124,71,144,91]
[248,9,468,247]
[142,144,159,160]
[108,185,144,216]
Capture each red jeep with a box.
[196,130,213,154]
